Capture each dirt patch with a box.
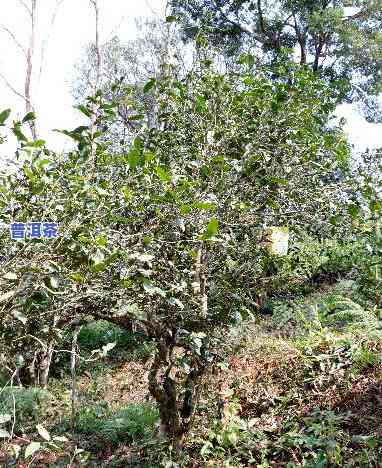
[103,360,151,406]
[332,366,382,435]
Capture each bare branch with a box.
[0,70,27,101]
[24,0,37,140]
[38,0,66,85]
[17,0,32,18]
[106,14,126,41]
[89,0,101,176]
[0,25,27,57]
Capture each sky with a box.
[0,0,381,162]
[0,0,167,158]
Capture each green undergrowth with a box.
[189,280,382,467]
[68,402,159,448]
[51,320,155,380]
[0,386,54,433]
[3,280,382,466]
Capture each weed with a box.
[0,386,53,431]
[100,403,159,444]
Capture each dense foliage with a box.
[0,33,381,465]
[170,0,382,120]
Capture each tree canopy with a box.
[170,0,382,119]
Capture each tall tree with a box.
[170,0,382,120]
[73,17,190,150]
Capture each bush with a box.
[0,386,52,430]
[78,320,141,350]
[74,402,158,446]
[268,279,382,336]
[68,402,159,444]
[100,403,159,444]
[74,401,110,434]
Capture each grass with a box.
[0,386,53,432]
[99,403,159,444]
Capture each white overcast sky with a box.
[0,0,381,160]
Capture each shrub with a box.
[0,386,52,430]
[100,403,159,444]
[74,402,110,434]
[78,320,141,350]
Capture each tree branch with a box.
[0,71,27,101]
[213,0,266,43]
[0,25,27,57]
[257,0,267,35]
[292,13,306,66]
[17,0,32,18]
[38,0,65,85]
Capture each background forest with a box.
[0,1,382,466]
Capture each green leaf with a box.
[127,149,140,170]
[227,432,238,445]
[25,139,46,149]
[366,437,379,449]
[12,123,27,142]
[165,15,177,22]
[156,166,172,183]
[203,217,219,239]
[75,104,92,117]
[196,95,207,113]
[143,280,166,298]
[144,151,155,163]
[124,303,146,320]
[0,109,11,125]
[69,273,86,283]
[143,78,156,93]
[72,125,89,134]
[193,202,216,211]
[347,204,360,218]
[22,111,36,123]
[95,235,107,247]
[238,53,254,67]
[180,204,192,214]
[33,158,51,172]
[369,199,382,213]
[25,441,41,459]
[133,136,144,150]
[94,186,110,196]
[329,215,340,225]
[129,114,144,121]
